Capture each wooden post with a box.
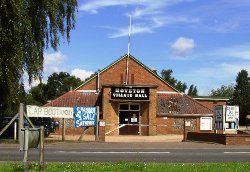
[95,106,100,141]
[39,126,44,172]
[183,118,186,141]
[62,118,66,141]
[98,120,106,142]
[19,103,24,144]
[23,128,29,172]
[78,127,89,141]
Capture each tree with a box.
[0,0,77,115]
[26,83,48,106]
[160,69,188,92]
[232,70,250,125]
[210,84,234,98]
[188,84,198,96]
[161,69,177,86]
[46,72,82,100]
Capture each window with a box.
[119,104,140,111]
[119,104,129,110]
[130,104,139,111]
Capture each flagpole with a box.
[125,15,132,85]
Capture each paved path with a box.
[46,134,184,142]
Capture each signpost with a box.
[27,105,73,118]
[111,87,149,100]
[20,127,44,172]
[214,105,239,134]
[225,106,236,122]
[73,106,99,141]
[74,107,97,127]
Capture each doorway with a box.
[119,104,140,135]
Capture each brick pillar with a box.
[99,120,106,142]
[102,87,110,135]
[183,118,192,141]
[148,88,157,136]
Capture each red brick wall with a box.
[187,132,250,145]
[196,100,226,111]
[78,57,176,92]
[156,117,198,134]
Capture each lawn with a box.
[0,162,249,172]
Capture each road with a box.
[0,142,250,163]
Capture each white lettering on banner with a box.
[114,88,145,94]
[111,87,149,100]
[74,107,97,127]
[26,105,73,118]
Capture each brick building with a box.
[45,54,223,136]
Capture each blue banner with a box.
[74,107,97,127]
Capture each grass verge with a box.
[0,162,249,172]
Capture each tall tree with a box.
[161,69,177,86]
[46,72,82,100]
[27,72,82,105]
[160,69,188,92]
[188,84,198,96]
[232,70,250,125]
[0,0,77,115]
[26,83,48,106]
[210,84,234,98]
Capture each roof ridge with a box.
[44,90,75,107]
[75,54,180,92]
[183,94,213,113]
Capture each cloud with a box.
[23,51,67,91]
[108,24,153,38]
[170,37,195,57]
[179,62,250,95]
[44,51,65,66]
[79,0,180,15]
[43,51,66,77]
[80,0,199,38]
[108,16,199,38]
[212,44,250,60]
[71,69,94,81]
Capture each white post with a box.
[14,122,17,140]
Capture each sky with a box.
[31,0,250,96]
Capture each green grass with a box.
[0,162,249,172]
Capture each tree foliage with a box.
[46,72,82,100]
[26,72,82,105]
[210,84,234,98]
[232,70,250,124]
[0,0,77,115]
[160,69,188,93]
[187,84,198,96]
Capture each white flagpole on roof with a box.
[125,15,132,85]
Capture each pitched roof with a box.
[44,91,101,108]
[157,93,213,115]
[75,54,180,93]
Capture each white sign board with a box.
[185,121,191,127]
[225,106,235,122]
[27,105,73,118]
[214,105,223,122]
[200,117,212,130]
[235,106,239,119]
